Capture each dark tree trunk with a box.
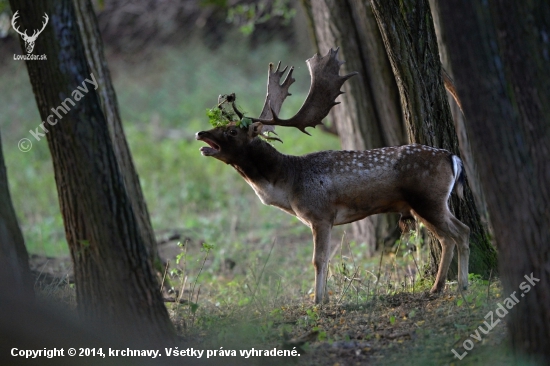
[370,0,497,278]
[73,0,164,275]
[0,131,33,299]
[301,0,405,255]
[428,0,491,229]
[8,0,174,341]
[1,290,183,366]
[435,0,550,361]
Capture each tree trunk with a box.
[0,131,33,299]
[435,0,550,361]
[72,0,164,274]
[370,0,497,278]
[301,0,405,255]
[428,0,491,229]
[9,0,174,341]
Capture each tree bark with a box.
[435,0,550,361]
[428,0,491,228]
[301,0,405,255]
[370,0,497,278]
[0,131,33,299]
[9,0,174,341]
[72,0,163,274]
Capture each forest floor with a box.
[33,233,519,366]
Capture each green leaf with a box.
[206,107,231,128]
[390,315,396,325]
[240,117,252,128]
[201,242,215,252]
[239,23,255,36]
[190,302,199,313]
[238,297,250,306]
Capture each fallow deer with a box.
[196,48,470,304]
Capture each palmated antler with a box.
[253,48,357,135]
[259,62,296,121]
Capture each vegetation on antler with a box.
[205,93,280,142]
[206,107,229,128]
[206,93,250,128]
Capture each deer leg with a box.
[430,212,470,292]
[430,235,455,293]
[451,215,470,291]
[412,209,457,293]
[311,222,332,304]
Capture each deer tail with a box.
[451,155,465,200]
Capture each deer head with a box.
[197,48,357,160]
[197,121,266,165]
[196,49,470,304]
[12,11,49,54]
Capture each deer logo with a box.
[11,11,49,54]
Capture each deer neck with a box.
[231,138,292,184]
[230,138,296,211]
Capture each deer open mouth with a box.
[197,137,220,156]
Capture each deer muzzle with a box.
[195,132,220,156]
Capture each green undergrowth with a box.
[167,232,432,326]
[161,261,514,366]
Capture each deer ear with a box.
[248,122,264,138]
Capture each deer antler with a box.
[253,48,357,135]
[259,62,296,120]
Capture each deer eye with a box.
[228,129,238,136]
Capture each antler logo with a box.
[11,10,49,54]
